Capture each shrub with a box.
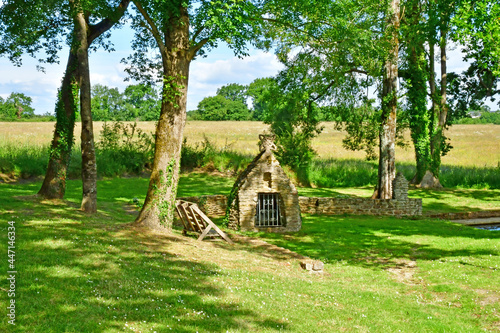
[96,121,155,177]
[181,137,252,174]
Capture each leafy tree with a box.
[197,95,231,120]
[90,83,162,121]
[397,0,499,187]
[258,0,400,197]
[453,0,500,77]
[263,78,322,179]
[216,83,247,104]
[0,92,35,119]
[0,0,131,212]
[126,0,267,230]
[196,93,250,121]
[247,77,276,121]
[91,84,124,121]
[122,84,161,121]
[400,0,431,184]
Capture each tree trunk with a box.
[38,44,80,199]
[38,0,130,201]
[75,11,98,213]
[134,6,190,231]
[406,1,431,185]
[427,30,448,188]
[377,0,400,199]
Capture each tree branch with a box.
[132,0,165,52]
[88,0,131,44]
[311,67,368,102]
[188,38,209,60]
[192,26,206,42]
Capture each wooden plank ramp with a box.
[175,200,233,244]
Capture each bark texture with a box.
[406,1,431,185]
[134,6,191,231]
[377,0,400,199]
[38,0,130,203]
[427,33,448,187]
[75,11,98,213]
[38,43,79,199]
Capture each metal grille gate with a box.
[256,193,281,227]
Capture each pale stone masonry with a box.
[225,135,302,232]
[299,172,422,216]
[176,195,227,217]
[298,196,422,216]
[392,172,409,200]
[179,171,422,220]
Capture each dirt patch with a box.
[128,224,320,277]
[475,289,500,307]
[386,259,419,285]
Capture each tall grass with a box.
[1,137,498,189]
[0,143,48,179]
[181,137,253,174]
[305,158,500,189]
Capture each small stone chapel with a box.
[226,135,302,232]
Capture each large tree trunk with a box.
[426,30,448,188]
[406,1,431,185]
[134,6,190,231]
[38,44,80,199]
[409,44,431,184]
[38,0,130,202]
[376,0,400,199]
[74,11,98,213]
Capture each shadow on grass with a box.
[0,182,285,332]
[410,188,500,214]
[177,172,234,197]
[246,215,500,270]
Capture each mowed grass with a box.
[1,121,499,167]
[1,176,500,332]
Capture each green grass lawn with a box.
[1,175,499,332]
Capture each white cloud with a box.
[0,56,65,113]
[187,50,283,110]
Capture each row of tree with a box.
[0,84,160,121]
[188,80,274,121]
[1,0,498,232]
[257,0,499,194]
[91,84,161,121]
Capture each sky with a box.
[0,23,495,115]
[0,25,283,114]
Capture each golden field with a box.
[0,121,498,167]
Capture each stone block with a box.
[300,259,324,272]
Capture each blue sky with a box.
[0,23,495,115]
[0,25,283,114]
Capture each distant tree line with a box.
[188,80,343,122]
[454,106,500,125]
[0,92,37,120]
[90,83,161,121]
[0,84,161,122]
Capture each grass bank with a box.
[2,122,498,167]
[1,176,499,332]
[2,142,498,189]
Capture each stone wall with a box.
[178,172,422,221]
[178,194,422,218]
[177,195,227,217]
[298,197,422,216]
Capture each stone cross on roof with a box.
[258,134,277,152]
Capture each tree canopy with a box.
[0,92,35,120]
